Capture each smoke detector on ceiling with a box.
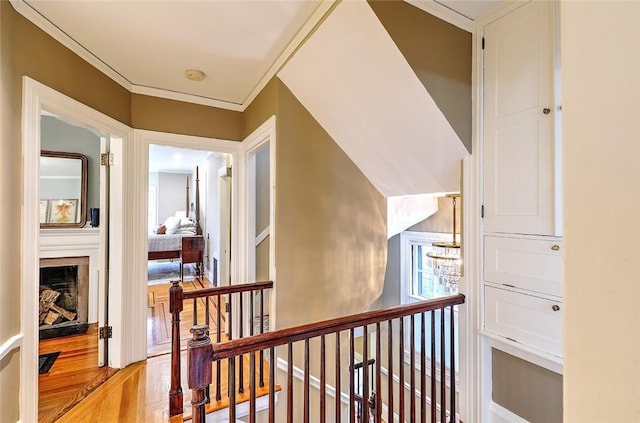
[185,69,205,82]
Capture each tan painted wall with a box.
[492,349,562,422]
[242,78,278,138]
[0,2,21,420]
[131,94,242,141]
[368,0,472,152]
[273,80,387,328]
[562,2,640,421]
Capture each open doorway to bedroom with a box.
[146,144,231,357]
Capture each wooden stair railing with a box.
[188,294,465,423]
[352,358,376,422]
[169,280,274,417]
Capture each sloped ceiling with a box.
[278,0,469,198]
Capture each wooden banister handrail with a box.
[188,293,465,423]
[169,279,274,417]
[182,280,274,300]
[211,294,465,359]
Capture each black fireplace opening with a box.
[39,262,89,340]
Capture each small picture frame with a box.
[39,200,49,223]
[48,199,78,224]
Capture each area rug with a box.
[39,351,61,374]
[147,261,195,285]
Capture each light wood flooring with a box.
[39,274,277,422]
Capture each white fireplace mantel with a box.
[39,228,101,322]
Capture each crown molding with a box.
[405,0,475,32]
[130,85,245,112]
[10,0,133,91]
[11,0,337,113]
[244,0,336,109]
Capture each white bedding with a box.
[148,234,185,252]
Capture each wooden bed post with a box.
[185,175,190,216]
[195,166,202,235]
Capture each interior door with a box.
[97,137,110,366]
[482,0,556,236]
[218,164,232,287]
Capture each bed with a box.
[148,167,203,261]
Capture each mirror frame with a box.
[40,150,88,228]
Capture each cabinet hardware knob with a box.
[543,107,551,114]
[552,304,560,312]
[551,244,560,251]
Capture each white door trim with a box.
[240,115,277,330]
[21,76,131,422]
[133,129,244,360]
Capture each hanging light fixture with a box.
[427,193,461,290]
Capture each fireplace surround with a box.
[39,256,89,339]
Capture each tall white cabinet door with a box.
[483,1,559,236]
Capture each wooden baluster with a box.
[431,310,436,423]
[440,309,446,423]
[169,281,184,416]
[193,297,197,326]
[250,291,255,337]
[349,328,355,423]
[320,335,326,423]
[421,312,426,423]
[239,292,244,394]
[363,326,369,423]
[399,317,405,423]
[450,305,456,423]
[304,338,310,423]
[250,350,256,423]
[335,331,341,423]
[229,356,236,423]
[188,325,211,423]
[228,294,233,340]
[205,295,210,327]
[287,342,294,423]
[388,320,393,423]
[410,314,416,423]
[260,288,265,387]
[376,322,381,423]
[269,346,275,423]
[216,294,222,401]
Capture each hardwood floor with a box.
[38,323,118,423]
[39,274,226,422]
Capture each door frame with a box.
[21,77,131,421]
[133,129,244,360]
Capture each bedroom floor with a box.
[147,264,226,357]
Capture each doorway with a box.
[21,77,130,422]
[146,144,231,357]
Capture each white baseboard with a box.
[489,401,529,423]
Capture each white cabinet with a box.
[480,0,562,362]
[482,0,560,237]
[484,235,563,298]
[485,286,563,357]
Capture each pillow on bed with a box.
[163,216,181,235]
[156,225,167,235]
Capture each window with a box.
[400,231,459,381]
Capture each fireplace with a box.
[39,256,90,339]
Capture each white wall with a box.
[562,2,640,421]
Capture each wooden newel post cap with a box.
[169,280,183,313]
[188,325,212,390]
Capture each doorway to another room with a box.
[146,144,231,357]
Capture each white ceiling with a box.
[148,144,214,174]
[16,0,500,111]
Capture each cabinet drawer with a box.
[485,286,563,357]
[484,236,563,297]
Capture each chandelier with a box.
[427,194,461,289]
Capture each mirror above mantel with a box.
[40,150,88,228]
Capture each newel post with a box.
[169,280,184,416]
[189,324,212,423]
